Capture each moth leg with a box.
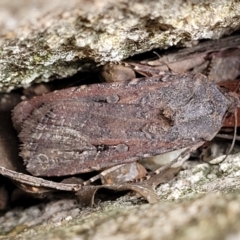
[0,166,82,192]
[83,162,147,186]
[83,165,124,186]
[144,141,205,182]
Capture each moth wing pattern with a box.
[16,73,235,176]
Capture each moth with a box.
[0,71,237,205]
[12,72,238,177]
[1,35,239,205]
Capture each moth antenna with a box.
[222,109,238,161]
[152,51,161,59]
[217,81,240,159]
[152,51,173,72]
[220,109,237,162]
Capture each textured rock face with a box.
[2,152,240,239]
[0,0,240,91]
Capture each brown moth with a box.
[12,72,238,178]
[1,35,240,205]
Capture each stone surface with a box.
[1,153,240,239]
[3,193,240,240]
[0,0,240,91]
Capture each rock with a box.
[4,192,240,240]
[0,0,240,91]
[2,153,240,239]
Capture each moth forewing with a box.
[13,73,238,177]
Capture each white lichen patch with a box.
[157,152,240,201]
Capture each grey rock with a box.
[0,0,240,91]
[2,153,240,239]
[4,192,240,240]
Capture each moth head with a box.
[227,91,239,113]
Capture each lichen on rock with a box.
[0,0,240,91]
